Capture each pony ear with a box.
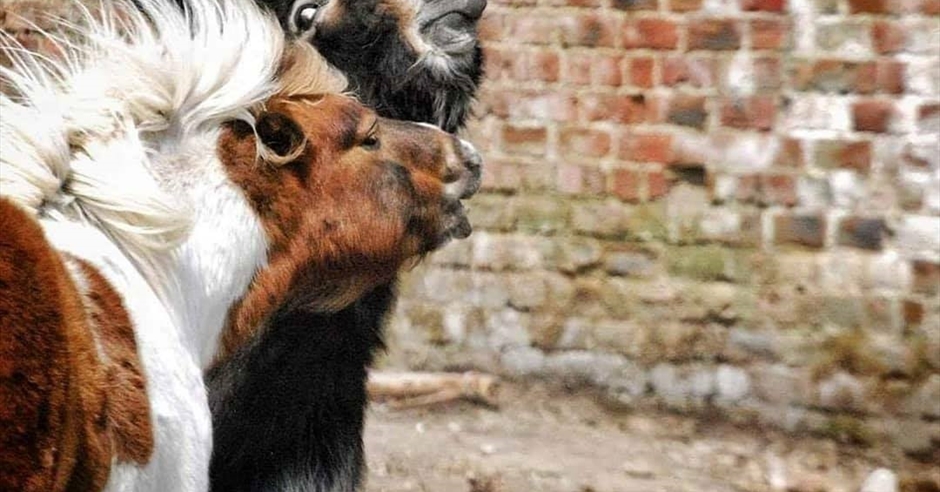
[256,112,307,166]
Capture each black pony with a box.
[205,1,486,491]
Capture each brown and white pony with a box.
[207,1,488,490]
[0,1,480,491]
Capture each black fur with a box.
[207,287,392,492]
[206,1,484,491]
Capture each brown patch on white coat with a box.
[0,199,153,492]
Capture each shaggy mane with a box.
[0,0,344,268]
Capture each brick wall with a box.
[2,0,937,456]
[386,0,940,455]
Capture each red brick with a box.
[661,55,717,88]
[629,56,655,88]
[852,99,894,133]
[557,164,606,195]
[559,127,612,158]
[848,0,888,13]
[619,132,674,163]
[610,168,642,203]
[720,96,777,131]
[751,19,789,50]
[666,94,708,129]
[501,125,548,156]
[561,13,618,47]
[855,61,905,94]
[687,19,742,51]
[924,0,940,14]
[579,93,652,124]
[647,169,671,200]
[624,18,680,50]
[742,0,786,11]
[670,0,704,10]
[872,20,907,55]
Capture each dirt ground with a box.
[363,381,939,492]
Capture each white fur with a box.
[0,0,302,490]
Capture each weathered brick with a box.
[484,89,579,122]
[688,19,742,51]
[480,158,555,192]
[559,126,612,159]
[719,96,777,131]
[579,93,652,124]
[505,14,557,45]
[838,217,887,251]
[814,140,872,173]
[612,0,660,9]
[563,52,594,85]
[592,53,625,86]
[912,261,940,295]
[466,194,517,231]
[557,163,606,195]
[571,200,632,237]
[666,94,708,129]
[508,49,560,82]
[560,13,618,47]
[662,55,718,88]
[790,59,862,93]
[774,138,805,168]
[815,21,871,57]
[515,195,570,234]
[872,20,907,55]
[774,214,827,248]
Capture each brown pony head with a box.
[216,92,481,358]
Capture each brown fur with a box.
[0,199,153,492]
[216,93,464,360]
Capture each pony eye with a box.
[291,3,320,34]
[361,134,380,150]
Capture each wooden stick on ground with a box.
[367,371,500,409]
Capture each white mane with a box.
[0,0,287,261]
